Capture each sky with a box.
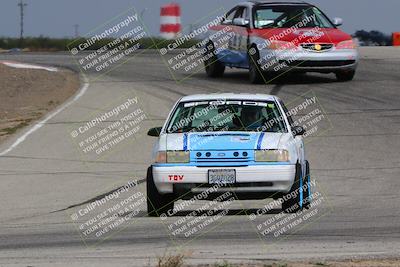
[0,0,399,38]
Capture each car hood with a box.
[251,27,352,44]
[160,132,288,151]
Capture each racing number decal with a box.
[168,175,184,181]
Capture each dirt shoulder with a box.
[189,258,400,267]
[158,253,400,267]
[0,63,79,143]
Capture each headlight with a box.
[268,40,298,50]
[167,151,190,163]
[255,150,289,162]
[336,40,356,49]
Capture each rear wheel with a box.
[146,167,175,217]
[204,42,225,78]
[336,69,355,81]
[248,47,264,84]
[282,162,304,213]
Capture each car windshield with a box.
[254,5,334,29]
[166,101,287,133]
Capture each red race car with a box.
[205,1,359,83]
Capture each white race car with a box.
[147,93,311,216]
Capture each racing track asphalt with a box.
[0,47,399,266]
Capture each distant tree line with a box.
[0,36,198,51]
[353,30,392,46]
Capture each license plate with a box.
[208,169,236,184]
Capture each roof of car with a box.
[180,93,279,102]
[247,0,312,6]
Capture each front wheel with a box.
[204,42,225,78]
[146,167,175,217]
[248,47,264,84]
[282,162,304,213]
[335,69,356,81]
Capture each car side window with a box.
[236,7,250,20]
[223,8,237,25]
[234,7,244,19]
[244,7,250,21]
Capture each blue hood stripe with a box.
[183,133,188,151]
[257,133,265,150]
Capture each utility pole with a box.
[73,24,79,38]
[18,0,27,46]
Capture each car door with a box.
[228,6,251,67]
[215,7,238,64]
[217,6,247,67]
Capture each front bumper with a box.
[259,48,359,72]
[152,164,296,195]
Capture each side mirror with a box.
[147,127,162,137]
[232,18,249,27]
[292,126,306,137]
[222,19,232,25]
[332,17,343,27]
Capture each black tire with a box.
[303,160,311,209]
[282,162,304,213]
[335,69,355,81]
[204,42,225,78]
[146,167,175,217]
[248,46,264,84]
